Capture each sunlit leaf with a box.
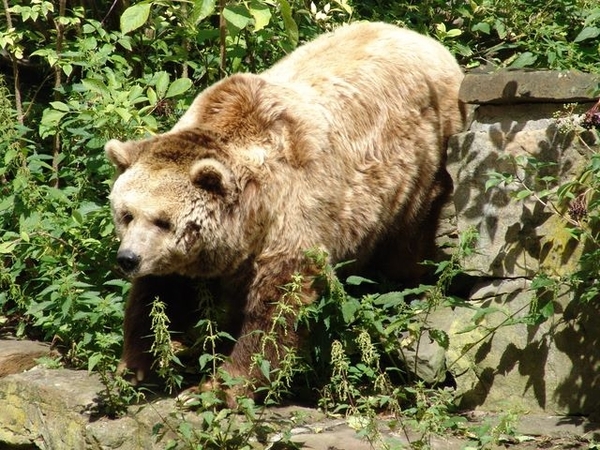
[249,1,271,31]
[278,0,298,46]
[223,5,252,35]
[191,0,216,23]
[509,51,537,68]
[120,3,151,34]
[155,71,170,98]
[574,26,600,43]
[165,78,193,98]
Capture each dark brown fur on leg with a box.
[208,256,319,407]
[118,275,199,383]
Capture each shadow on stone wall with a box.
[433,71,600,415]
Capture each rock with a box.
[428,71,600,420]
[460,70,600,104]
[0,362,408,450]
[436,74,600,415]
[0,368,101,449]
[428,279,600,415]
[0,365,215,450]
[446,106,596,278]
[0,339,55,377]
[399,320,451,385]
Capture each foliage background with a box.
[0,0,599,374]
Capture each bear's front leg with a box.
[215,257,320,406]
[118,274,198,384]
[118,276,158,383]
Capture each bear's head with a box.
[105,129,258,279]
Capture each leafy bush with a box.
[0,0,355,365]
[356,0,600,70]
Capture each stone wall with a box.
[430,70,600,415]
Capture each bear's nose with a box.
[117,249,141,273]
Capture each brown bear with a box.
[105,21,465,404]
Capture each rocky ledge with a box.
[1,338,600,450]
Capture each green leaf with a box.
[147,87,157,105]
[115,107,132,122]
[341,297,360,323]
[531,274,555,291]
[88,353,103,372]
[49,101,69,112]
[223,5,252,34]
[514,189,532,201]
[332,0,352,14]
[509,51,537,68]
[82,78,110,96]
[0,241,17,254]
[472,22,490,34]
[346,275,376,286]
[0,195,13,213]
[155,71,169,98]
[4,148,18,165]
[373,291,407,308]
[118,36,133,51]
[446,28,462,38]
[39,108,66,137]
[165,78,193,98]
[191,0,216,23]
[198,353,214,370]
[277,0,298,47]
[120,3,151,34]
[259,358,271,380]
[249,1,271,31]
[574,26,600,43]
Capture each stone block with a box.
[460,70,600,104]
[0,368,101,449]
[0,339,55,377]
[446,116,594,278]
[428,279,600,415]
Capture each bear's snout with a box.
[117,249,141,274]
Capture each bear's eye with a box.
[153,218,172,231]
[121,212,134,225]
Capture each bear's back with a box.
[262,22,464,161]
[266,22,460,86]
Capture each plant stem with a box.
[219,0,227,77]
[51,0,67,188]
[2,0,23,125]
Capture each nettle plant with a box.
[0,3,197,369]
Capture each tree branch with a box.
[219,0,227,77]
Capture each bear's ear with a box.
[190,158,236,197]
[105,139,140,173]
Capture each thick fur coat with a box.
[105,22,465,402]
